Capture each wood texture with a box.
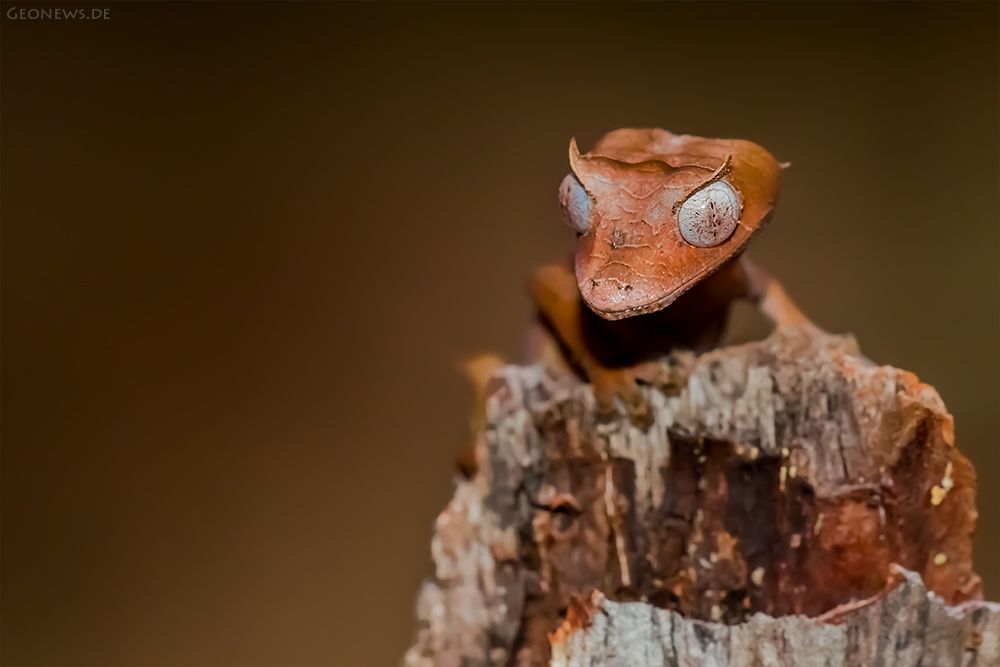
[405,328,987,667]
[549,568,999,667]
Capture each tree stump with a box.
[405,329,996,666]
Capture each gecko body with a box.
[531,128,815,428]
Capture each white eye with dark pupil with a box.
[558,173,591,234]
[677,181,740,248]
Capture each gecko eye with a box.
[558,173,591,234]
[677,181,740,248]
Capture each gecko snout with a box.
[579,267,657,319]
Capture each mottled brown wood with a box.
[405,328,985,667]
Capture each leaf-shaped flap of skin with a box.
[568,129,781,321]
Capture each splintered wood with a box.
[405,329,995,667]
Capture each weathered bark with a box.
[405,329,989,667]
[548,568,999,667]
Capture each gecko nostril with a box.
[622,284,633,292]
[591,279,599,289]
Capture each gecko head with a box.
[557,128,782,321]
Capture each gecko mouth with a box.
[579,272,688,321]
[583,290,684,321]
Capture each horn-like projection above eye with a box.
[558,173,591,234]
[677,181,740,248]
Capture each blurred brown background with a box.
[2,2,997,665]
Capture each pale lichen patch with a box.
[930,461,954,506]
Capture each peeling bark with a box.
[405,329,986,667]
[550,568,999,667]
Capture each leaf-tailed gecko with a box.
[528,128,817,429]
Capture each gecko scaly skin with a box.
[530,128,817,429]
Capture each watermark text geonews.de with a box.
[6,7,110,20]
